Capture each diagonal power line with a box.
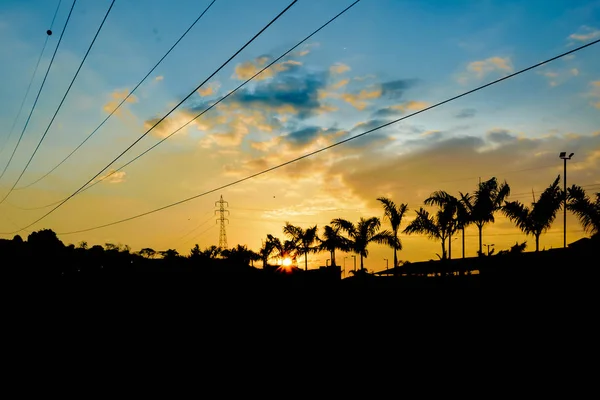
[27,0,362,208]
[0,0,63,156]
[7,0,299,232]
[0,0,77,184]
[48,37,600,236]
[0,0,116,204]
[14,0,217,191]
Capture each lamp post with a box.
[559,152,574,248]
[384,258,388,270]
[351,255,356,271]
[484,243,494,256]
[326,259,330,267]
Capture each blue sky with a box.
[0,0,599,268]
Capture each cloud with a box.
[330,63,350,74]
[154,75,164,82]
[95,170,126,184]
[455,108,477,119]
[330,79,349,90]
[232,56,302,81]
[231,72,330,119]
[487,129,517,143]
[340,89,382,110]
[103,88,138,118]
[537,68,579,87]
[568,26,600,43]
[372,100,430,118]
[380,79,418,98]
[458,57,513,82]
[197,82,220,97]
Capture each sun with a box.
[282,257,292,267]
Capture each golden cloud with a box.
[103,89,138,118]
[340,89,382,110]
[330,63,350,75]
[232,57,301,81]
[458,57,513,83]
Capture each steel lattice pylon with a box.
[215,195,229,249]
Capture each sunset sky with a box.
[0,0,599,272]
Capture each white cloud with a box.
[96,170,126,184]
[568,26,600,43]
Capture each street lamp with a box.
[351,255,356,271]
[384,258,388,270]
[326,259,330,267]
[559,152,574,248]
[484,243,494,256]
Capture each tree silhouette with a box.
[423,191,465,259]
[259,234,281,268]
[331,217,393,270]
[461,177,510,256]
[283,222,319,271]
[160,249,180,260]
[403,206,454,260]
[502,175,563,251]
[318,224,351,267]
[221,244,259,266]
[568,185,600,238]
[139,248,156,259]
[377,197,408,268]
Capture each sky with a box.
[0,0,599,272]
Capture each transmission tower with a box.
[215,195,229,249]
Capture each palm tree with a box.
[259,234,281,268]
[403,205,455,260]
[567,185,600,238]
[331,217,393,270]
[318,225,351,267]
[502,175,563,252]
[377,197,408,268]
[461,177,511,256]
[423,191,463,259]
[283,222,319,271]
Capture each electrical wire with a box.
[0,0,63,156]
[10,0,361,211]
[0,0,76,183]
[0,0,115,204]
[38,37,598,236]
[11,0,298,233]
[15,0,218,190]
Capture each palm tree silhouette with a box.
[502,175,563,252]
[403,206,455,260]
[259,234,281,268]
[461,177,510,256]
[567,185,600,238]
[318,224,351,268]
[423,190,470,258]
[331,217,393,270]
[283,222,319,271]
[377,197,408,268]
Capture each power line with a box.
[0,0,63,156]
[0,0,115,204]
[12,0,298,233]
[0,0,77,183]
[34,37,600,236]
[15,0,218,190]
[34,0,362,206]
[8,35,600,236]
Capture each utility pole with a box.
[215,195,229,250]
[559,152,574,248]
